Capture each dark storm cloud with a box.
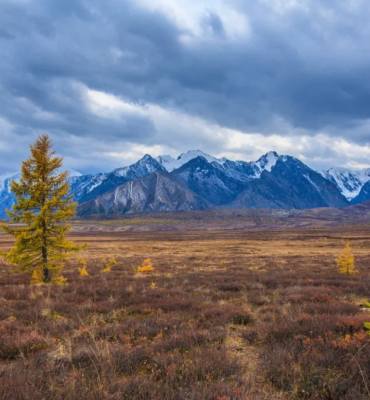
[201,11,225,36]
[0,0,370,173]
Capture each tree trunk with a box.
[41,177,49,282]
[42,219,50,282]
[42,247,49,282]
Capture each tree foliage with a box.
[1,134,85,283]
[336,242,358,275]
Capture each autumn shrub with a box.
[78,257,89,276]
[0,329,47,360]
[137,258,154,273]
[232,311,252,325]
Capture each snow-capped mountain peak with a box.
[156,150,226,172]
[320,167,370,200]
[68,169,82,178]
[3,150,370,217]
[113,154,163,178]
[253,151,279,177]
[0,172,19,192]
[136,154,157,166]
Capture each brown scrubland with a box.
[1,220,370,399]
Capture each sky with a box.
[1,0,370,174]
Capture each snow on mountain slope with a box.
[0,172,19,193]
[252,151,279,176]
[230,156,349,210]
[171,156,247,205]
[320,167,370,200]
[2,150,367,217]
[112,154,163,178]
[169,152,349,209]
[157,150,284,179]
[249,152,306,178]
[68,170,82,178]
[220,160,257,182]
[159,150,317,184]
[157,150,226,172]
[77,171,212,215]
[71,154,165,204]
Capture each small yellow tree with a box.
[137,258,154,273]
[78,257,89,277]
[1,134,86,284]
[336,242,358,275]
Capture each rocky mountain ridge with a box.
[76,152,350,215]
[1,150,370,217]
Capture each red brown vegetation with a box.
[0,226,370,399]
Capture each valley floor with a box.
[0,225,370,399]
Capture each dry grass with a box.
[0,226,370,399]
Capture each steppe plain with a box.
[1,210,370,399]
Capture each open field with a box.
[1,224,370,399]
[71,202,370,232]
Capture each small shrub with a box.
[138,258,154,273]
[52,275,68,285]
[364,322,370,336]
[78,257,89,276]
[233,312,252,325]
[363,301,370,308]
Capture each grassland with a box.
[1,224,370,399]
[71,204,370,232]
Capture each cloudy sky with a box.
[1,0,370,174]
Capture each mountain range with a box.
[1,150,370,217]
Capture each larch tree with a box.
[336,242,358,275]
[1,134,85,284]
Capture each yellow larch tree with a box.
[336,242,358,275]
[1,134,85,284]
[78,257,89,277]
